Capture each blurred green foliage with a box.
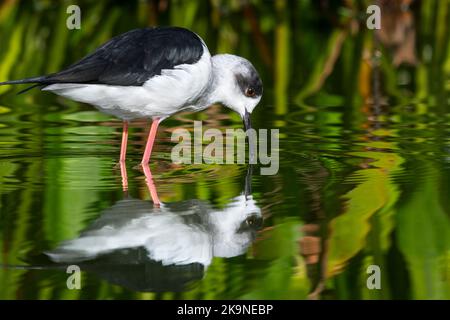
[0,0,449,300]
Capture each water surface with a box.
[0,1,449,300]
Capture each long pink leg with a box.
[120,160,128,191]
[120,121,129,162]
[119,121,129,190]
[141,117,160,165]
[142,163,161,207]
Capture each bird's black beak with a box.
[243,109,252,132]
[242,109,256,163]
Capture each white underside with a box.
[46,195,261,267]
[43,46,212,120]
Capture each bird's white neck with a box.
[195,54,241,112]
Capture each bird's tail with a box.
[0,76,47,94]
[0,76,47,85]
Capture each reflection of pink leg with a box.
[120,161,128,191]
[120,121,129,162]
[141,118,160,165]
[142,163,161,207]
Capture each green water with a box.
[0,1,449,300]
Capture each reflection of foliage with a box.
[0,0,449,300]
[327,151,404,277]
[396,164,450,299]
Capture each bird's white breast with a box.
[43,45,212,120]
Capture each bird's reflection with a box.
[44,165,262,292]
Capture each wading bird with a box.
[0,27,263,165]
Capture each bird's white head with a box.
[210,54,263,130]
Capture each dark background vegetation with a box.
[0,0,448,299]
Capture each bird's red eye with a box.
[245,88,256,97]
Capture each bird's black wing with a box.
[1,27,204,87]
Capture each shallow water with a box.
[0,1,449,300]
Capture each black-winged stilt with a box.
[0,27,263,165]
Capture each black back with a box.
[39,27,204,86]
